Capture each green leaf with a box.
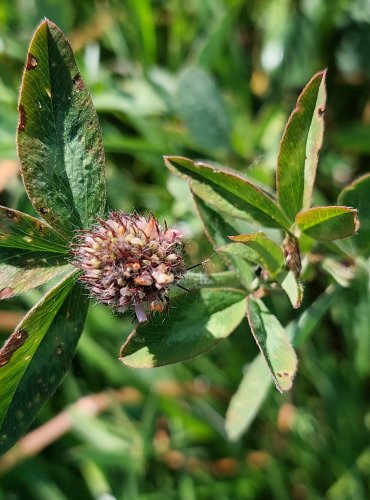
[0,206,67,253]
[173,66,230,152]
[0,272,88,454]
[192,193,254,290]
[0,250,72,299]
[225,354,272,441]
[338,174,370,256]
[277,70,327,221]
[225,285,337,439]
[120,288,247,368]
[216,243,256,290]
[246,298,297,392]
[191,180,262,225]
[192,192,240,248]
[229,232,284,276]
[278,270,304,309]
[295,206,359,241]
[17,19,106,237]
[164,156,290,229]
[180,271,243,290]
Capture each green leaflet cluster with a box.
[0,19,365,454]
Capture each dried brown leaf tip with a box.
[72,212,185,322]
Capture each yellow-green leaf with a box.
[296,206,359,241]
[277,71,327,221]
[246,298,297,392]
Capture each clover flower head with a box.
[72,212,185,322]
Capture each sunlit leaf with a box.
[229,232,284,276]
[246,298,297,392]
[0,270,88,454]
[277,70,327,221]
[278,270,304,309]
[216,242,256,290]
[164,156,290,229]
[296,206,359,241]
[226,285,338,440]
[17,19,106,237]
[120,288,247,368]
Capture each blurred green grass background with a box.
[0,0,370,498]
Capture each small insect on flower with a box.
[72,212,185,323]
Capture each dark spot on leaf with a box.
[0,287,14,300]
[0,329,28,367]
[34,221,45,233]
[40,207,49,215]
[318,106,325,117]
[56,344,64,355]
[18,105,27,132]
[5,209,18,221]
[73,73,85,91]
[26,53,38,70]
[277,372,282,378]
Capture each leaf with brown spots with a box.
[246,298,297,392]
[0,206,67,253]
[276,70,327,222]
[0,270,88,455]
[0,330,28,367]
[0,248,73,300]
[17,19,106,237]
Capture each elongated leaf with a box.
[229,232,284,276]
[338,174,370,256]
[0,206,67,253]
[17,19,106,237]
[277,71,327,221]
[296,206,359,241]
[246,298,297,392]
[164,156,290,229]
[0,272,88,454]
[225,354,272,441]
[0,250,72,299]
[174,66,230,151]
[120,288,247,368]
[225,286,337,440]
